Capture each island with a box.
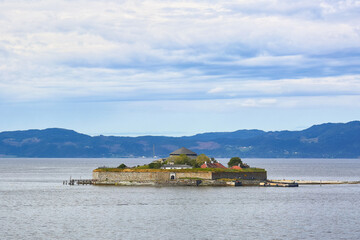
[92,147,267,186]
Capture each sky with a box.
[1,0,360,136]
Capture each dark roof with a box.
[170,147,197,156]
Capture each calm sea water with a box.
[1,158,360,240]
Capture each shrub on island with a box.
[148,162,162,169]
[117,163,127,169]
[165,153,213,168]
[228,157,249,168]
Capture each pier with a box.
[260,181,299,187]
[63,178,96,185]
[268,179,360,185]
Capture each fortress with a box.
[92,147,267,186]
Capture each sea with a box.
[1,158,360,240]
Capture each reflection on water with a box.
[0,158,360,239]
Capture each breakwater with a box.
[63,179,95,185]
[269,179,360,185]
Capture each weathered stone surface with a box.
[93,170,267,186]
[212,172,267,181]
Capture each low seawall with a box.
[93,171,213,182]
[92,169,266,186]
[212,172,267,181]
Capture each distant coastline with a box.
[1,120,360,158]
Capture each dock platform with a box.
[63,179,96,185]
[260,181,299,187]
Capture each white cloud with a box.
[0,0,360,106]
[123,94,360,117]
[208,87,224,94]
[232,54,306,67]
[227,98,278,108]
[1,1,360,60]
[213,75,360,98]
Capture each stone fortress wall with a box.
[93,171,213,182]
[212,171,267,181]
[93,170,266,185]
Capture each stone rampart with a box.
[175,172,212,180]
[93,170,266,186]
[93,171,213,182]
[211,171,267,181]
[93,171,170,182]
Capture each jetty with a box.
[260,181,298,187]
[63,179,95,185]
[268,179,360,185]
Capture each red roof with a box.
[200,162,227,169]
[230,166,242,170]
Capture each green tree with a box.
[196,154,210,166]
[188,159,198,168]
[228,157,250,168]
[117,163,127,169]
[148,162,162,169]
[241,163,250,168]
[174,154,191,164]
[228,157,243,167]
[170,154,199,168]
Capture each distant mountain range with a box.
[1,121,360,158]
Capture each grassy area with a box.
[217,178,238,182]
[94,167,266,173]
[178,177,204,180]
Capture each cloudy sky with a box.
[1,0,360,136]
